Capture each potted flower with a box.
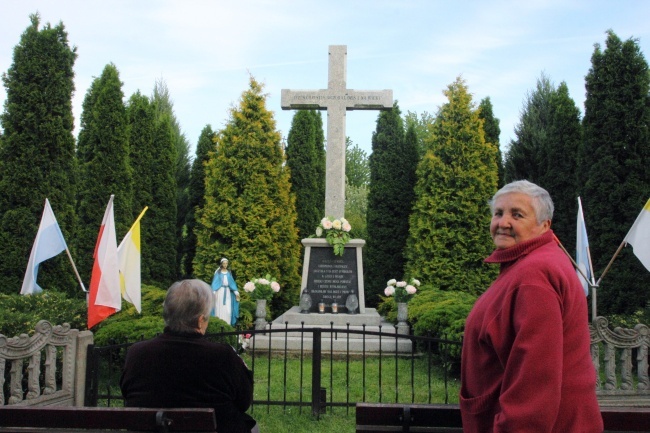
[315,216,352,256]
[384,278,420,330]
[243,275,281,329]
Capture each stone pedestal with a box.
[300,238,366,313]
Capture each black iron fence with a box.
[84,325,462,416]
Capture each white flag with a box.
[575,197,593,296]
[624,198,650,272]
[117,207,147,313]
[20,199,68,295]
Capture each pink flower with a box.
[342,222,352,232]
[384,286,395,296]
[244,282,255,292]
[405,285,417,295]
[271,281,280,292]
[258,278,270,285]
[322,219,333,229]
[396,281,407,288]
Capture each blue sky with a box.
[1,1,649,156]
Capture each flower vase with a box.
[396,302,409,334]
[255,299,267,330]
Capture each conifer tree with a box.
[126,91,155,281]
[345,138,370,240]
[405,78,498,296]
[184,125,216,278]
[504,75,582,248]
[580,30,650,314]
[145,112,177,286]
[0,14,78,294]
[193,77,301,314]
[152,80,189,279]
[75,63,132,282]
[365,102,418,306]
[286,110,325,239]
[478,97,504,187]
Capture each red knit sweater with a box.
[460,230,603,433]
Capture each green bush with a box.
[378,285,476,362]
[0,291,86,337]
[93,284,239,347]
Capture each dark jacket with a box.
[120,328,255,433]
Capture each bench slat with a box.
[356,403,650,433]
[0,407,217,432]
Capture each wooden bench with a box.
[0,406,217,432]
[356,403,650,432]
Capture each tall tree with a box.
[580,30,650,314]
[152,79,189,279]
[286,110,325,239]
[405,77,498,296]
[345,138,370,240]
[504,75,583,249]
[193,77,301,314]
[365,102,418,306]
[126,91,155,281]
[404,110,435,158]
[184,125,216,278]
[478,97,504,187]
[0,14,78,294]
[145,112,177,286]
[75,63,132,282]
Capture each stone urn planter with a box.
[396,302,409,334]
[255,299,267,330]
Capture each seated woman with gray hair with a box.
[120,279,256,433]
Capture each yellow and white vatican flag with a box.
[117,207,148,313]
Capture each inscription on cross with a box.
[281,45,393,219]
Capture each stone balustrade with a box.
[591,316,650,406]
[0,320,93,406]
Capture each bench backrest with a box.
[356,403,650,433]
[0,406,217,432]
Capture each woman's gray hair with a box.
[163,279,212,333]
[490,180,554,223]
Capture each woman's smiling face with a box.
[490,192,550,249]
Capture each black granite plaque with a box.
[305,246,358,313]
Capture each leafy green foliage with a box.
[405,77,498,296]
[404,110,435,158]
[0,291,86,337]
[193,77,301,317]
[344,137,370,240]
[286,110,325,239]
[478,97,503,188]
[408,287,476,360]
[365,102,418,306]
[346,138,370,188]
[580,30,650,314]
[184,125,216,278]
[75,63,132,282]
[0,14,78,295]
[144,112,177,286]
[505,75,582,249]
[152,80,189,280]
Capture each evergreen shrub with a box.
[378,284,477,362]
[0,291,86,338]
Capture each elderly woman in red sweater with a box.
[460,180,603,433]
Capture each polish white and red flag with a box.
[88,195,121,328]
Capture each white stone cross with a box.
[281,45,393,219]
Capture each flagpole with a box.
[64,247,87,292]
[595,239,626,287]
[131,206,148,228]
